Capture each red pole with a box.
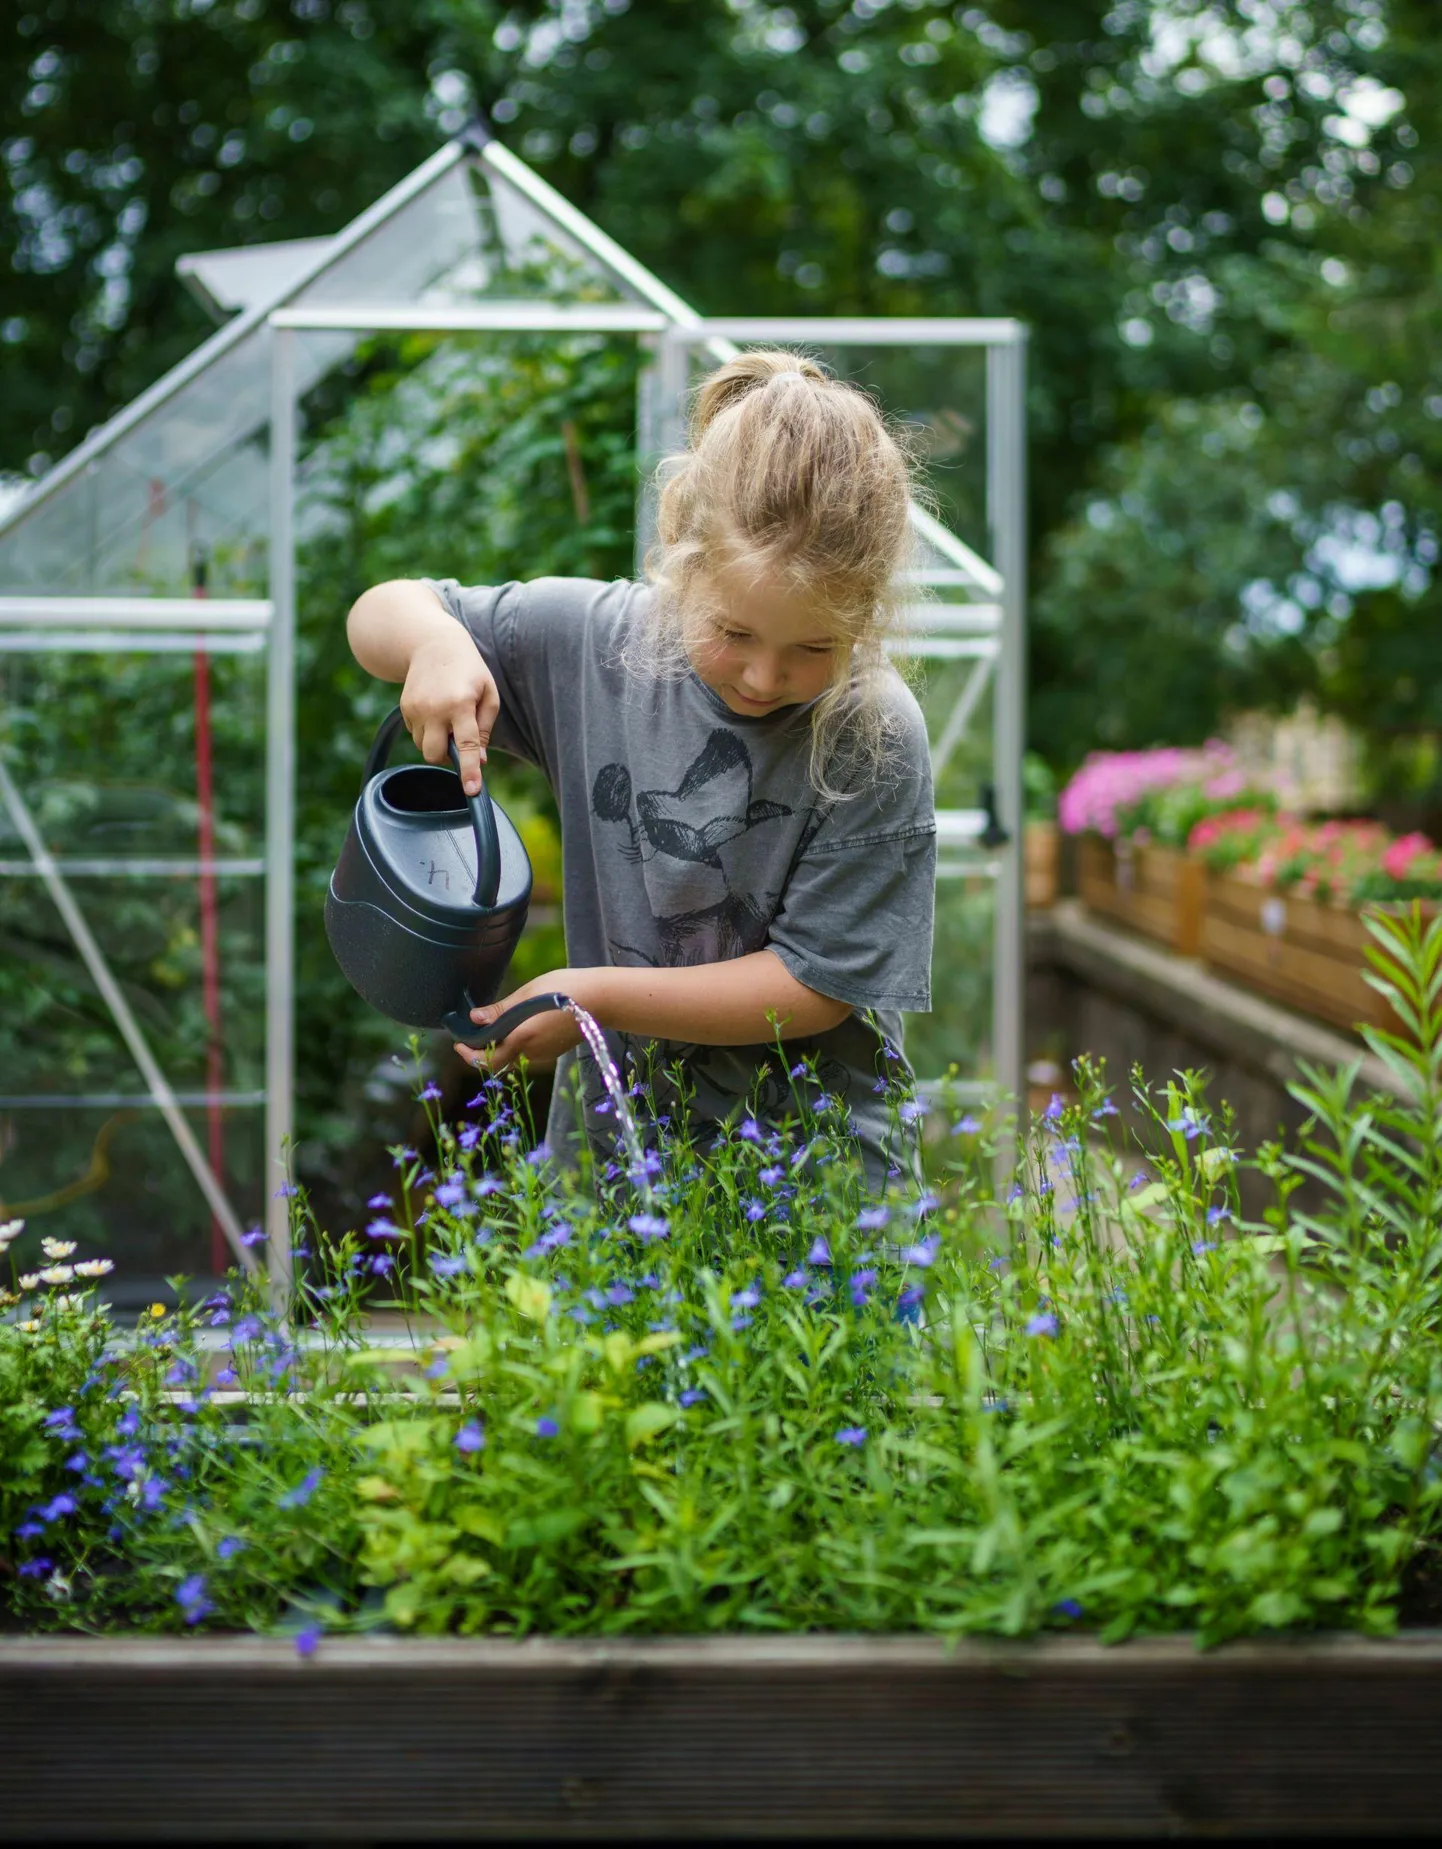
[190,540,226,1275]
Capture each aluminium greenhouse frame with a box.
[0,129,1027,1293]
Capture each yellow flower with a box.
[150,1303,167,1319]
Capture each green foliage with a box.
[8,911,1442,1644]
[10,0,1440,795]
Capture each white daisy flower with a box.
[0,1218,24,1250]
[38,1265,75,1286]
[18,1273,39,1291]
[74,1258,114,1278]
[40,1238,76,1260]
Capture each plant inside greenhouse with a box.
[5,908,1441,1648]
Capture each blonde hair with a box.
[628,349,917,797]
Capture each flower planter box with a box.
[6,1633,1442,1838]
[1078,836,1205,956]
[1199,873,1418,1036]
[1025,820,1059,909]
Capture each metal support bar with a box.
[930,656,996,784]
[270,304,668,334]
[0,598,273,630]
[663,316,1026,346]
[0,858,265,878]
[0,632,266,655]
[988,334,1028,1111]
[0,758,261,1276]
[265,328,296,1302]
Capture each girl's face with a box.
[688,559,844,717]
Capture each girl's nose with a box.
[741,655,784,698]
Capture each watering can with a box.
[325,708,569,1047]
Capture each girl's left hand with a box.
[453,970,591,1073]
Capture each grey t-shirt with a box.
[424,576,936,1184]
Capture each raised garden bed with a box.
[6,1632,1442,1839]
[1077,836,1205,956]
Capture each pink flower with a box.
[1383,832,1434,880]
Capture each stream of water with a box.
[562,999,656,1208]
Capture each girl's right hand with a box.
[400,634,501,797]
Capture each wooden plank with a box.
[4,1633,1442,1839]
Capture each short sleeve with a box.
[423,578,542,767]
[766,678,936,1013]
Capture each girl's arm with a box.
[347,579,498,796]
[461,952,852,1070]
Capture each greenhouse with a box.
[0,123,1025,1299]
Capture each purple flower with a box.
[856,1206,890,1231]
[731,1283,762,1311]
[176,1574,213,1625]
[806,1236,832,1267]
[217,1536,245,1561]
[679,1388,707,1408]
[628,1213,670,1243]
[40,1493,78,1522]
[241,1226,266,1247]
[759,1165,784,1186]
[230,1316,263,1345]
[366,1218,406,1242]
[295,1624,323,1658]
[849,1268,878,1308]
[782,1268,808,1289]
[789,1061,809,1079]
[215,1367,238,1388]
[1053,1598,1084,1620]
[744,1200,766,1223]
[454,1420,486,1455]
[18,1557,54,1578]
[898,1099,925,1124]
[1026,1311,1058,1338]
[739,1118,763,1142]
[1192,1240,1217,1256]
[898,1235,940,1268]
[370,1255,394,1276]
[1091,1099,1119,1121]
[367,1192,391,1209]
[952,1114,982,1135]
[44,1406,81,1438]
[278,1468,324,1509]
[535,1416,560,1439]
[605,1283,635,1307]
[15,1520,45,1540]
[477,1176,502,1197]
[419,1081,443,1102]
[908,1192,940,1218]
[433,1179,469,1210]
[429,1253,467,1277]
[1206,1205,1231,1225]
[897,1284,925,1310]
[835,1426,867,1447]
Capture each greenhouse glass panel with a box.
[903,872,995,1086]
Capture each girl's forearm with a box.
[579,951,851,1045]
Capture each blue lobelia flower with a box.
[898,1234,941,1268]
[1026,1311,1059,1338]
[429,1253,467,1277]
[782,1269,808,1289]
[679,1388,707,1408]
[277,1468,324,1509]
[454,1421,486,1455]
[294,1624,323,1658]
[1053,1598,1084,1620]
[217,1536,246,1561]
[952,1114,982,1136]
[806,1235,832,1267]
[835,1426,867,1447]
[628,1213,670,1243]
[535,1417,560,1439]
[176,1574,213,1625]
[856,1206,890,1231]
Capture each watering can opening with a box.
[377,763,473,821]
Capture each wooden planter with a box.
[6,1633,1442,1838]
[1024,820,1059,909]
[1078,836,1205,956]
[1199,873,1418,1036]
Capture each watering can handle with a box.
[363,707,501,910]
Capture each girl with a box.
[346,350,936,1188]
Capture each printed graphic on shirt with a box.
[590,727,822,966]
